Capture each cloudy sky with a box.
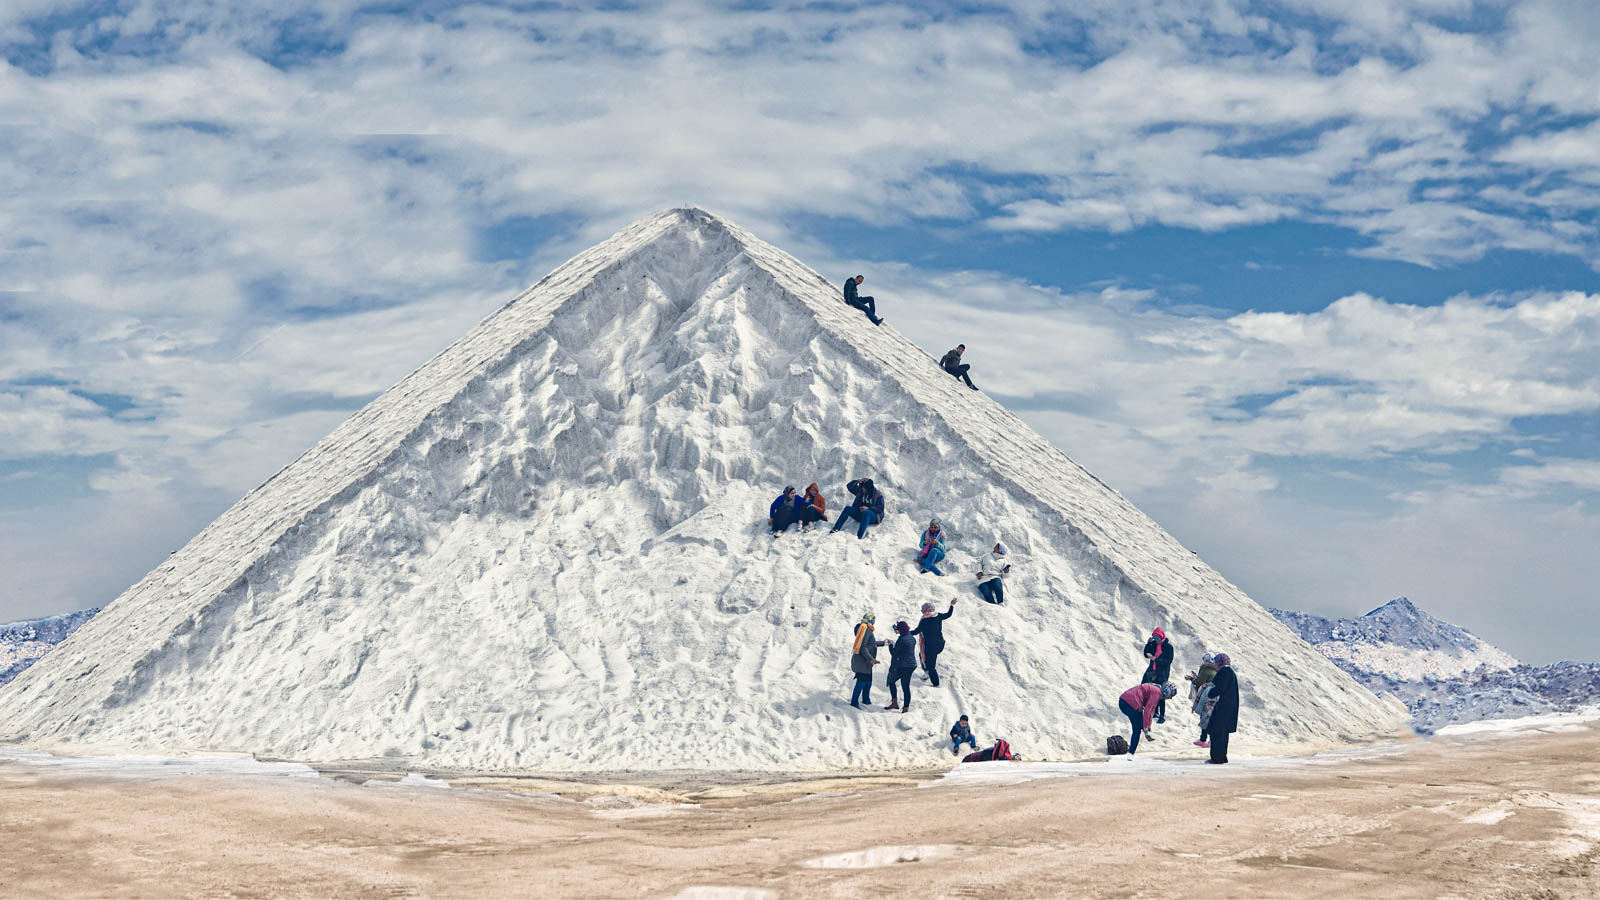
[1,0,1596,662]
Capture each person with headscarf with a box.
[975,541,1011,604]
[910,599,956,686]
[1117,680,1178,756]
[831,477,885,539]
[883,620,918,711]
[848,612,886,709]
[1142,627,1175,723]
[768,485,805,533]
[1205,652,1240,763]
[916,517,947,575]
[799,483,828,528]
[1186,652,1220,748]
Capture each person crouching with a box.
[1117,680,1177,756]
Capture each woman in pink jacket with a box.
[1118,681,1177,755]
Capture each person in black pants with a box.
[884,620,917,711]
[843,275,883,325]
[910,599,956,686]
[1206,653,1240,763]
[768,486,803,533]
[939,344,978,390]
[1142,627,1175,723]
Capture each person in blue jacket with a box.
[768,486,806,533]
[830,478,885,538]
[949,715,977,755]
[843,275,883,325]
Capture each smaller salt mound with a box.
[0,608,99,685]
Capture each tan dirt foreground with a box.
[4,722,1600,899]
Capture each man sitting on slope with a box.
[831,478,885,539]
[940,344,978,390]
[843,275,883,326]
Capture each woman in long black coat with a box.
[1206,653,1240,764]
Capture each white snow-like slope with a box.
[0,209,1405,771]
[0,608,99,685]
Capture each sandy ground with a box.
[5,724,1600,899]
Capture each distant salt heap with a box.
[0,209,1406,771]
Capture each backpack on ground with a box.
[961,739,1012,763]
[1107,734,1128,755]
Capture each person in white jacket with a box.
[976,542,1011,604]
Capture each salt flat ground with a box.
[4,722,1599,899]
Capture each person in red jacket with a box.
[1118,681,1177,756]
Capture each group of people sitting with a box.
[841,275,981,392]
[914,519,1011,604]
[1117,627,1242,764]
[767,478,887,538]
[770,482,1015,607]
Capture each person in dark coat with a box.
[830,477,885,538]
[939,344,978,390]
[1205,652,1240,763]
[1141,627,1175,723]
[910,599,955,687]
[842,275,883,325]
[768,486,805,533]
[884,621,917,712]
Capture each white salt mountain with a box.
[1272,598,1600,731]
[0,209,1405,771]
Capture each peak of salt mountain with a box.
[0,209,1406,771]
[1271,596,1515,665]
[1270,600,1600,730]
[0,608,99,685]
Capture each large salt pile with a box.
[0,209,1406,771]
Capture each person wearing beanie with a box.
[975,541,1011,604]
[1118,681,1178,756]
[884,620,918,712]
[1141,627,1176,723]
[910,598,957,686]
[1186,652,1220,747]
[949,714,978,755]
[849,612,886,709]
[1206,653,1240,763]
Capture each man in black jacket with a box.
[830,477,885,538]
[939,344,977,390]
[843,275,883,325]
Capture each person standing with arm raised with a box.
[910,599,955,686]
